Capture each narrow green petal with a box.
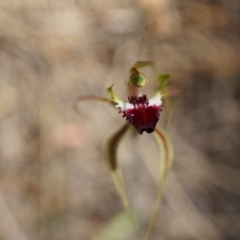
[158,74,172,92]
[74,95,114,114]
[143,126,174,240]
[106,84,121,104]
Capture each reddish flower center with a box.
[120,95,162,134]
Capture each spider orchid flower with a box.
[76,61,174,240]
[106,65,171,134]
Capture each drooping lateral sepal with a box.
[106,123,130,170]
[143,126,174,240]
[105,123,139,239]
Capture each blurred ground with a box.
[0,0,239,240]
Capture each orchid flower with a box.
[76,61,174,240]
[106,61,172,134]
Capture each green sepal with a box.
[158,74,172,92]
[130,60,154,70]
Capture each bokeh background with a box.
[0,0,239,240]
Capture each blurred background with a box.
[0,0,239,239]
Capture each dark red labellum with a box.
[121,95,162,134]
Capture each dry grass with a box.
[0,0,239,239]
